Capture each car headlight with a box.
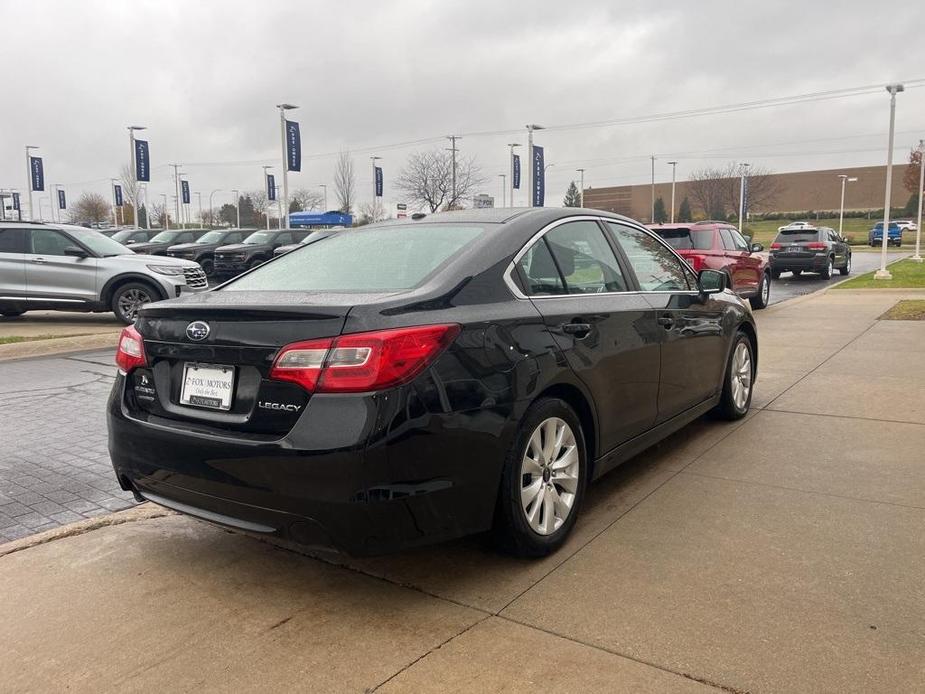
[146,264,187,276]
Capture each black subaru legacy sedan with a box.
[108,208,757,557]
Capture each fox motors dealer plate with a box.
[180,363,235,410]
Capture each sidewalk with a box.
[1,290,923,693]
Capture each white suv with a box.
[0,222,208,324]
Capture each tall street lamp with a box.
[650,155,656,223]
[875,84,904,280]
[738,163,750,234]
[526,125,544,208]
[109,177,119,226]
[127,126,146,229]
[667,161,678,223]
[576,168,585,208]
[498,174,506,207]
[507,143,521,208]
[39,197,49,222]
[140,184,149,229]
[25,145,38,222]
[231,189,240,228]
[913,139,924,263]
[317,184,327,211]
[370,156,382,220]
[276,103,298,228]
[208,189,222,229]
[195,192,202,228]
[160,193,169,230]
[837,174,858,239]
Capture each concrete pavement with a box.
[1,288,923,692]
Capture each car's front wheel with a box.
[494,398,588,557]
[112,282,157,325]
[715,331,754,420]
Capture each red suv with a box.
[648,222,770,309]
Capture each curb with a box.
[0,331,120,363]
[0,503,171,559]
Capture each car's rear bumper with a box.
[107,373,511,555]
[769,255,828,271]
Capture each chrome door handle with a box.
[657,314,674,329]
[31,257,46,263]
[562,322,591,337]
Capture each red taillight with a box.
[683,254,705,272]
[270,324,461,393]
[115,324,147,373]
[770,242,782,250]
[806,242,827,250]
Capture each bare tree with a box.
[200,207,216,227]
[149,201,170,228]
[68,192,110,224]
[357,199,387,225]
[119,164,141,208]
[723,163,782,215]
[289,188,324,212]
[688,163,782,219]
[687,167,733,220]
[333,151,356,213]
[395,149,485,212]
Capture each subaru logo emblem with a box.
[186,321,210,341]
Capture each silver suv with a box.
[0,222,208,324]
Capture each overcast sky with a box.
[2,0,924,217]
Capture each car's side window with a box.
[606,223,693,292]
[516,240,565,295]
[227,233,242,244]
[0,229,27,253]
[730,230,750,251]
[29,229,76,256]
[277,233,293,245]
[718,229,737,251]
[178,233,193,244]
[544,221,627,294]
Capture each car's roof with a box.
[371,206,641,228]
[647,223,724,231]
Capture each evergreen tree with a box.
[678,196,693,222]
[653,196,668,223]
[903,193,919,217]
[563,181,581,207]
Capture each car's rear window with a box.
[776,229,819,243]
[225,225,485,292]
[652,228,713,250]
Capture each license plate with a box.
[180,363,235,410]
[789,245,801,253]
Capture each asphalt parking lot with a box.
[767,249,907,304]
[1,286,923,692]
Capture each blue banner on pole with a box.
[512,154,521,189]
[532,146,545,207]
[286,121,301,172]
[134,140,150,182]
[12,193,20,211]
[57,189,66,210]
[30,157,44,192]
[374,166,383,197]
[267,174,276,201]
[114,184,123,207]
[181,179,190,204]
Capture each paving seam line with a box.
[758,407,925,428]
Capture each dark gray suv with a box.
[769,225,851,279]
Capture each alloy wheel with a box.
[118,288,152,321]
[762,276,770,303]
[520,417,579,535]
[730,341,752,411]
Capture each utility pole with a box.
[650,155,656,223]
[160,194,169,229]
[498,174,506,206]
[231,189,240,228]
[668,161,678,223]
[507,143,521,208]
[318,184,327,211]
[837,174,858,239]
[913,139,924,262]
[446,136,460,208]
[276,103,298,228]
[526,125,544,208]
[576,168,585,208]
[875,84,904,280]
[738,163,750,234]
[25,145,38,222]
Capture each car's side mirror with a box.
[63,246,89,258]
[750,243,764,253]
[126,240,137,245]
[698,269,726,297]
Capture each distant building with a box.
[583,165,911,222]
[472,193,494,209]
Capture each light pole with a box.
[140,184,149,229]
[837,175,858,239]
[498,174,506,207]
[317,184,327,211]
[39,197,49,222]
[170,164,182,229]
[912,139,924,262]
[160,194,169,229]
[508,143,521,208]
[526,125,544,208]
[650,155,656,223]
[370,156,382,221]
[738,163,750,234]
[49,184,58,223]
[25,145,38,222]
[262,166,273,230]
[127,126,146,229]
[576,168,585,208]
[276,103,298,228]
[875,84,904,280]
[109,178,119,226]
[195,192,202,228]
[208,189,222,229]
[667,161,678,223]
[446,136,460,207]
[231,189,240,228]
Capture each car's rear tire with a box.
[714,331,754,421]
[112,282,158,325]
[820,257,834,279]
[791,269,802,276]
[749,272,770,310]
[493,397,588,557]
[839,255,851,275]
[1,310,25,318]
[199,258,214,276]
[771,269,781,280]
